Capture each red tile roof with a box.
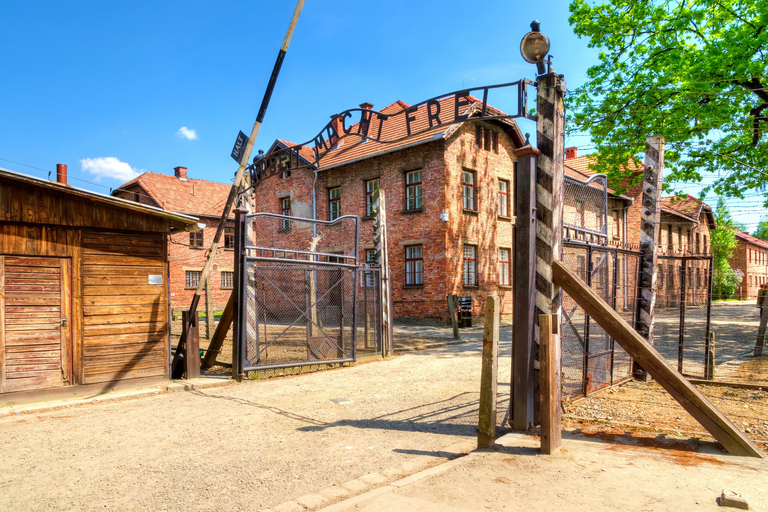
[314,95,525,170]
[116,172,234,218]
[564,154,634,201]
[660,195,715,228]
[736,231,768,250]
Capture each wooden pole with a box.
[706,332,716,380]
[539,313,561,454]
[447,294,460,340]
[205,277,214,339]
[553,260,764,458]
[511,147,538,430]
[172,0,306,376]
[373,189,392,356]
[534,67,565,426]
[755,289,768,357]
[478,296,500,449]
[201,293,233,369]
[182,310,200,380]
[633,135,665,379]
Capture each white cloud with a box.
[176,126,198,140]
[80,157,141,182]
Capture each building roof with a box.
[564,152,634,202]
[0,167,200,230]
[115,171,234,218]
[313,95,526,171]
[660,195,715,228]
[735,231,768,250]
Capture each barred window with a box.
[329,187,341,221]
[280,197,291,231]
[185,271,201,289]
[365,250,378,287]
[221,271,233,289]
[405,170,423,211]
[405,245,423,285]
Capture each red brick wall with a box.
[730,239,768,299]
[168,217,235,311]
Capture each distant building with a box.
[113,167,234,311]
[730,232,768,299]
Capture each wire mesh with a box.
[563,176,608,243]
[561,243,639,399]
[357,267,383,355]
[243,263,357,370]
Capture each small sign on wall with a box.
[148,275,163,285]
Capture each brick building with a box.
[730,232,768,299]
[113,167,234,310]
[252,96,526,323]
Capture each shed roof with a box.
[0,167,200,230]
[115,171,234,218]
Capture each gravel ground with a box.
[0,340,512,512]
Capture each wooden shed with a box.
[0,166,199,397]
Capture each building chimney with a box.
[174,166,188,180]
[565,147,577,160]
[360,102,374,111]
[56,163,67,185]
[330,114,343,144]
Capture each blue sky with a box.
[0,1,764,229]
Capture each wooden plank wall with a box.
[81,231,168,384]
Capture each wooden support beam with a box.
[756,289,767,357]
[447,294,460,340]
[201,292,233,369]
[706,332,716,381]
[182,310,200,380]
[539,313,561,454]
[205,276,214,339]
[478,296,499,449]
[553,259,765,458]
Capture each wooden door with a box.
[0,256,71,393]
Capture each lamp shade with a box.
[520,31,550,63]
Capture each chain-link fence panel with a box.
[357,267,383,356]
[563,175,608,244]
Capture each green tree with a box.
[753,214,768,240]
[710,198,742,298]
[567,0,768,201]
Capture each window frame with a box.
[404,245,424,286]
[575,200,585,227]
[280,197,292,231]
[404,170,423,211]
[185,270,201,289]
[483,127,491,151]
[462,170,477,212]
[491,131,499,154]
[498,179,510,217]
[189,230,203,248]
[498,248,510,286]
[223,227,235,249]
[475,125,482,148]
[329,187,341,221]
[365,178,380,217]
[221,271,233,290]
[463,245,478,286]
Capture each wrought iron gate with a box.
[233,212,380,374]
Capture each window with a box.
[576,200,585,227]
[576,255,586,280]
[190,231,203,248]
[612,210,621,240]
[687,231,692,254]
[703,235,708,254]
[404,245,423,285]
[223,227,235,249]
[329,187,341,221]
[365,179,380,217]
[483,128,491,151]
[499,248,510,286]
[491,131,499,154]
[696,233,701,254]
[475,125,482,148]
[462,170,476,211]
[221,271,233,289]
[280,197,291,231]
[498,180,510,217]
[463,245,477,285]
[364,250,378,287]
[185,270,201,289]
[405,170,423,210]
[667,225,673,252]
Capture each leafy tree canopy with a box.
[753,214,768,240]
[567,0,768,202]
[711,198,739,261]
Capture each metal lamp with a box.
[520,20,550,74]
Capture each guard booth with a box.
[231,212,386,377]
